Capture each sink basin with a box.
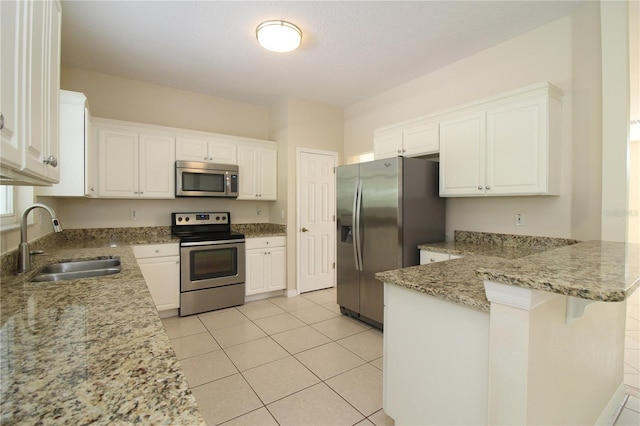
[30,258,121,282]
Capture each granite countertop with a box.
[232,223,286,238]
[378,233,640,312]
[0,243,205,424]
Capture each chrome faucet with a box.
[17,203,63,273]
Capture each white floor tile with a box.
[191,373,262,425]
[271,325,331,354]
[267,382,364,426]
[337,330,384,361]
[224,337,289,371]
[162,315,206,339]
[301,289,337,305]
[237,300,286,320]
[242,356,320,404]
[370,356,384,371]
[311,315,369,340]
[369,409,395,426]
[221,407,278,426]
[171,332,220,360]
[295,342,366,380]
[179,349,238,388]
[326,363,383,416]
[290,305,340,324]
[199,308,252,331]
[269,296,317,311]
[209,321,267,348]
[253,312,306,335]
[614,408,640,426]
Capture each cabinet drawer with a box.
[132,243,180,259]
[245,236,286,250]
[420,250,452,264]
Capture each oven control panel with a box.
[173,212,229,225]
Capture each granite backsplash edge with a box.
[1,223,286,278]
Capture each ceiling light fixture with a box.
[256,20,302,53]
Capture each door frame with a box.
[296,147,339,294]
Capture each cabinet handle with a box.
[0,113,4,130]
[43,155,58,167]
[89,187,94,192]
[477,186,483,190]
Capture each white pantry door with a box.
[297,149,337,293]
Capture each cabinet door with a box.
[267,246,286,292]
[258,148,277,200]
[137,256,180,311]
[403,122,439,157]
[139,133,175,199]
[237,144,258,199]
[374,130,402,160]
[439,112,486,196]
[23,0,48,179]
[97,128,138,197]
[0,0,24,170]
[209,138,237,164]
[43,0,61,182]
[245,249,266,295]
[486,97,547,195]
[176,136,209,162]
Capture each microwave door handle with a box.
[226,172,231,195]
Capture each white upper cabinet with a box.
[237,142,277,200]
[439,112,486,196]
[374,120,439,160]
[176,136,237,164]
[439,83,562,197]
[38,90,96,197]
[0,0,61,185]
[96,121,175,199]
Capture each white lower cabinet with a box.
[419,250,462,265]
[245,237,286,296]
[133,243,180,312]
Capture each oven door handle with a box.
[181,239,245,247]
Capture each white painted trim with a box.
[295,148,338,295]
[565,296,596,324]
[595,382,627,425]
[286,289,298,298]
[484,280,555,310]
[244,289,285,303]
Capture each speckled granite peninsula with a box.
[380,231,638,425]
[378,231,639,309]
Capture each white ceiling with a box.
[60,1,582,108]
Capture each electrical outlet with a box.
[515,213,524,226]
[130,210,137,221]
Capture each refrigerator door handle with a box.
[354,180,364,271]
[352,180,360,271]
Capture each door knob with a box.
[301,227,309,232]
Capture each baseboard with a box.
[596,382,627,425]
[158,308,179,319]
[245,290,285,303]
[286,289,299,298]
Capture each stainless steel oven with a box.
[171,212,245,316]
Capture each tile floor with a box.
[162,287,640,426]
[162,287,392,426]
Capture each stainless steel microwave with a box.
[175,161,239,197]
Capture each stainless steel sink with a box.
[30,258,121,282]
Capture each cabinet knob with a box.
[477,186,483,190]
[0,113,4,130]
[209,157,213,161]
[397,149,401,154]
[301,227,309,232]
[485,186,490,190]
[43,155,58,167]
[89,187,94,192]
[430,258,435,262]
[402,149,406,153]
[155,249,160,253]
[139,191,144,194]
[204,157,208,160]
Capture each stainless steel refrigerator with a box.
[336,157,445,328]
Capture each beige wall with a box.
[269,98,343,293]
[61,67,269,139]
[344,2,603,241]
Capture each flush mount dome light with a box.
[256,20,302,53]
